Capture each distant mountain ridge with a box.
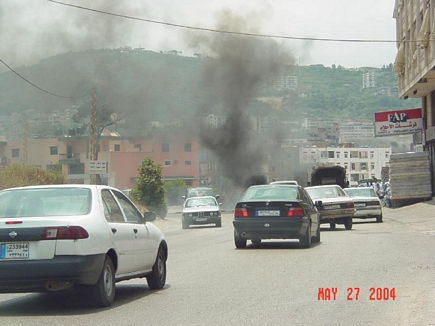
[0,48,419,123]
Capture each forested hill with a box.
[0,48,419,123]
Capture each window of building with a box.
[328,151,334,158]
[164,160,171,166]
[350,151,359,158]
[320,151,327,158]
[162,143,169,152]
[370,152,374,159]
[344,152,348,158]
[360,162,367,170]
[185,161,191,166]
[336,152,340,158]
[114,144,120,152]
[184,143,192,152]
[12,149,19,158]
[351,163,356,170]
[359,151,368,159]
[50,146,58,155]
[385,152,390,158]
[134,144,142,151]
[371,163,375,170]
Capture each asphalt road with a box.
[1,201,435,326]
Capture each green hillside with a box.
[0,49,419,127]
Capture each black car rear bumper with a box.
[233,218,309,240]
[0,254,106,293]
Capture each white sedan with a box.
[343,187,383,223]
[0,184,168,307]
[182,196,221,228]
[305,185,355,230]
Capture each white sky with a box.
[0,0,398,73]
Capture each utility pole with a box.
[89,88,97,185]
[22,116,28,165]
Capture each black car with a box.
[232,184,321,248]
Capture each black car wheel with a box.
[312,224,321,243]
[376,214,383,223]
[330,222,336,230]
[146,246,167,290]
[251,238,261,244]
[344,217,353,230]
[89,256,116,307]
[182,221,189,229]
[300,223,312,248]
[234,231,247,249]
[216,220,222,227]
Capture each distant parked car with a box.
[305,185,355,230]
[182,196,221,228]
[343,187,383,223]
[0,184,168,307]
[233,184,321,248]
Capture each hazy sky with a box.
[0,0,398,73]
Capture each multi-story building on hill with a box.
[303,118,340,146]
[362,71,376,89]
[339,122,375,141]
[268,76,298,90]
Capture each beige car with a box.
[305,185,356,230]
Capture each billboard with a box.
[374,108,423,137]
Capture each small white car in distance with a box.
[0,184,168,307]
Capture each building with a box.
[269,76,298,90]
[0,134,201,190]
[393,0,435,193]
[362,71,376,89]
[300,146,391,187]
[303,118,340,146]
[339,122,375,141]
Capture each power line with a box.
[48,0,398,44]
[0,59,91,99]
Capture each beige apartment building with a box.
[394,0,435,192]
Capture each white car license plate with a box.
[0,243,29,259]
[354,203,366,207]
[324,205,341,210]
[256,210,280,216]
[196,217,207,221]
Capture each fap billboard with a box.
[374,108,423,137]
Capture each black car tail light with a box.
[287,207,304,217]
[42,226,89,240]
[234,208,248,217]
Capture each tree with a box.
[164,179,188,205]
[132,157,167,218]
[0,165,66,190]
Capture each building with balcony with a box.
[393,0,435,192]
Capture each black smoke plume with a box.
[187,10,295,189]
